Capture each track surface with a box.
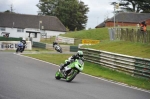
[0,52,150,99]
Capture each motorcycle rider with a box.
[139,21,147,32]
[20,38,26,52]
[53,41,58,48]
[60,51,84,70]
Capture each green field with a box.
[41,27,150,58]
[59,28,150,59]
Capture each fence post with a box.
[108,28,115,40]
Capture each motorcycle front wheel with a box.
[59,49,62,53]
[66,70,78,82]
[55,70,61,80]
[16,48,19,53]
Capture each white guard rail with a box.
[79,48,150,79]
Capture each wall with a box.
[0,27,41,41]
[106,22,138,27]
[106,19,150,27]
[1,28,25,38]
[0,41,32,50]
[146,19,150,25]
[0,27,66,42]
[44,30,66,38]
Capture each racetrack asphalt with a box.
[0,51,150,99]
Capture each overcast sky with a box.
[0,0,118,29]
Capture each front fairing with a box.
[75,59,84,71]
[67,59,84,72]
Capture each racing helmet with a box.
[77,51,83,57]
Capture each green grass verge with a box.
[82,40,150,58]
[29,47,53,51]
[63,28,150,58]
[24,53,150,90]
[60,28,109,40]
[40,28,150,59]
[40,37,55,44]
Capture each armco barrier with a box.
[70,46,78,52]
[79,48,150,79]
[0,37,22,41]
[33,42,71,52]
[0,41,32,50]
[33,42,46,49]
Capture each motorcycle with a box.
[55,59,84,82]
[16,42,25,53]
[54,44,62,53]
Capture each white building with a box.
[0,12,66,42]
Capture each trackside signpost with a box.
[82,39,100,45]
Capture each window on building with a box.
[17,29,24,32]
[0,27,5,31]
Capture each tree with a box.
[36,0,89,31]
[138,0,150,13]
[4,10,11,13]
[111,0,150,13]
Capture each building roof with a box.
[95,21,105,28]
[107,12,150,23]
[95,12,150,28]
[0,12,66,32]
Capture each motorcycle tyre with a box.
[55,70,61,80]
[16,48,19,53]
[66,70,78,82]
[59,49,62,53]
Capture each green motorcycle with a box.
[55,59,84,82]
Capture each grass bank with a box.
[40,28,150,58]
[60,28,109,40]
[24,53,150,90]
[81,40,150,58]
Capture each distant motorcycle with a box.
[55,59,84,82]
[16,42,25,53]
[54,44,62,53]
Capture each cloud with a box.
[0,0,38,14]
[82,0,117,28]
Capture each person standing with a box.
[140,21,147,32]
[139,21,147,43]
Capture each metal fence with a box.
[108,28,150,43]
[0,37,22,41]
[33,42,46,49]
[32,42,78,52]
[79,48,150,79]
